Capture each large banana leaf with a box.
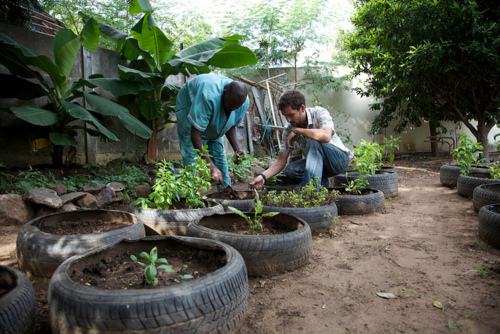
[53,29,83,90]
[131,12,173,67]
[80,17,100,52]
[129,0,153,14]
[0,74,47,100]
[11,101,59,126]
[83,92,152,139]
[0,33,64,85]
[209,44,258,68]
[62,101,119,141]
[84,78,154,96]
[49,132,78,146]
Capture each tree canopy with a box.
[343,0,500,156]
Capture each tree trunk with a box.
[429,122,438,157]
[146,128,158,164]
[52,145,64,169]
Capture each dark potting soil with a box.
[39,219,133,235]
[70,248,225,289]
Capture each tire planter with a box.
[16,210,145,278]
[49,235,248,333]
[328,186,385,215]
[478,204,500,249]
[456,172,499,197]
[129,199,224,236]
[0,265,35,334]
[187,212,312,277]
[473,184,500,211]
[333,171,399,198]
[203,191,256,212]
[440,164,490,187]
[261,203,338,235]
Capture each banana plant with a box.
[0,18,152,168]
[85,0,258,162]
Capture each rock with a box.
[82,183,105,194]
[23,188,62,209]
[58,203,79,212]
[96,186,114,208]
[136,183,152,198]
[106,182,124,192]
[0,194,35,225]
[76,193,98,209]
[60,192,87,205]
[51,183,67,196]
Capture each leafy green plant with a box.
[227,153,252,181]
[134,146,212,210]
[265,179,338,208]
[130,246,174,286]
[0,22,152,168]
[487,162,500,179]
[451,133,485,176]
[344,174,369,195]
[228,189,279,235]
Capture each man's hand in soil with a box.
[210,165,224,186]
[233,150,245,165]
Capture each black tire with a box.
[478,204,500,248]
[203,191,256,212]
[0,265,35,334]
[261,204,338,235]
[457,173,499,197]
[333,171,399,198]
[130,199,224,236]
[328,187,385,215]
[473,184,500,211]
[440,164,490,187]
[187,212,312,277]
[48,236,248,333]
[16,210,145,278]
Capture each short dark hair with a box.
[278,90,305,111]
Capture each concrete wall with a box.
[0,24,497,168]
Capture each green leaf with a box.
[11,102,59,126]
[150,246,158,263]
[129,0,153,14]
[86,78,154,96]
[158,264,174,272]
[80,18,100,52]
[228,206,249,220]
[53,29,82,82]
[145,264,157,284]
[62,101,120,142]
[139,251,151,261]
[209,44,258,68]
[83,92,152,139]
[49,132,78,146]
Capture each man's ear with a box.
[300,104,306,112]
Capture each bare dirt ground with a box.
[1,155,499,333]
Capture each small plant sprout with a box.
[228,190,279,235]
[130,246,174,286]
[176,274,194,284]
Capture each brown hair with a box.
[278,90,305,111]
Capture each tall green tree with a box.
[343,0,500,157]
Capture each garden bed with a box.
[1,154,499,333]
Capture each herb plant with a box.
[451,133,485,176]
[488,162,500,179]
[130,246,174,286]
[265,179,338,208]
[228,190,279,235]
[227,153,252,182]
[134,146,212,210]
[344,174,370,195]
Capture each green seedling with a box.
[130,246,174,286]
[228,189,279,235]
[477,266,490,277]
[175,274,194,284]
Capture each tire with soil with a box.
[0,265,35,334]
[478,204,500,248]
[187,212,312,277]
[440,164,490,187]
[473,184,500,211]
[130,199,224,235]
[333,171,399,198]
[49,235,248,333]
[328,187,385,215]
[261,204,338,235]
[16,210,145,277]
[457,173,499,197]
[203,191,256,212]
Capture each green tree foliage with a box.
[0,0,42,29]
[343,0,500,157]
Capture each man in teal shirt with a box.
[176,74,249,188]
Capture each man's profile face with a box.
[222,91,245,114]
[281,105,306,128]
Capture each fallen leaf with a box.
[433,301,444,309]
[259,280,266,288]
[377,292,396,299]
